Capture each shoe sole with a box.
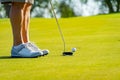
[11,56,39,58]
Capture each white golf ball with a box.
[72,48,77,52]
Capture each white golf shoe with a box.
[11,44,43,58]
[26,42,49,56]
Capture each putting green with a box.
[0,14,120,80]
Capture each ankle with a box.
[13,41,24,46]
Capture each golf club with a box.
[49,0,74,56]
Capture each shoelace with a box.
[27,42,40,51]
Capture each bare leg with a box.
[9,2,44,57]
[22,3,32,43]
[10,2,25,46]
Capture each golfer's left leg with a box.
[10,2,25,46]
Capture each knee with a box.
[24,3,32,11]
[11,2,25,10]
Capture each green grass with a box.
[0,14,120,80]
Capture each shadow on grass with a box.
[0,56,12,59]
[0,56,38,59]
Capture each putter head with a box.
[63,52,73,56]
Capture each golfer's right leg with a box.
[10,2,41,58]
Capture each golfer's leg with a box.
[22,3,32,43]
[10,2,25,46]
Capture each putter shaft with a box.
[49,0,66,52]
